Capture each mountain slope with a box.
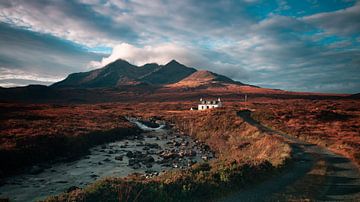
[52,59,158,88]
[52,59,198,88]
[140,60,196,84]
[168,70,242,87]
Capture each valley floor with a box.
[0,94,359,201]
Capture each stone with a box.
[115,156,123,161]
[56,180,68,184]
[145,143,161,149]
[160,151,179,159]
[143,156,155,163]
[126,151,134,158]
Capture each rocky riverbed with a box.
[0,119,213,201]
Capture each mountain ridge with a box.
[52,59,237,88]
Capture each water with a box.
[0,121,213,201]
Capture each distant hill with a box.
[169,70,241,87]
[52,59,197,88]
[349,93,360,99]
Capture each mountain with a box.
[52,59,156,88]
[52,59,196,88]
[140,60,196,84]
[169,70,241,87]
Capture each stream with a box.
[0,119,213,202]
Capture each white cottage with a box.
[197,98,222,110]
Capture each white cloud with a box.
[0,67,62,83]
[91,43,205,68]
[303,2,360,36]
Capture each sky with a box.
[0,0,359,93]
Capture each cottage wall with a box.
[198,103,222,110]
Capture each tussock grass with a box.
[45,108,291,202]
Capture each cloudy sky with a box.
[0,0,359,93]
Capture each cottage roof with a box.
[199,98,221,105]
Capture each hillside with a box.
[52,59,197,88]
[168,70,240,87]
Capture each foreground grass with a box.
[250,98,360,167]
[0,103,140,178]
[45,109,291,202]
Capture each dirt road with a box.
[218,110,360,201]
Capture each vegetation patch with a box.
[44,108,291,201]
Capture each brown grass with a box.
[249,98,360,167]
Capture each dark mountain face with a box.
[52,59,157,88]
[52,59,196,88]
[140,60,196,84]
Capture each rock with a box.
[90,174,99,178]
[143,156,155,163]
[126,151,134,158]
[29,166,43,175]
[101,145,106,149]
[145,143,161,149]
[160,151,179,159]
[115,156,123,161]
[67,186,80,193]
[103,158,111,162]
[108,150,114,154]
[143,146,150,151]
[145,163,153,168]
[133,151,143,158]
[56,180,68,184]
